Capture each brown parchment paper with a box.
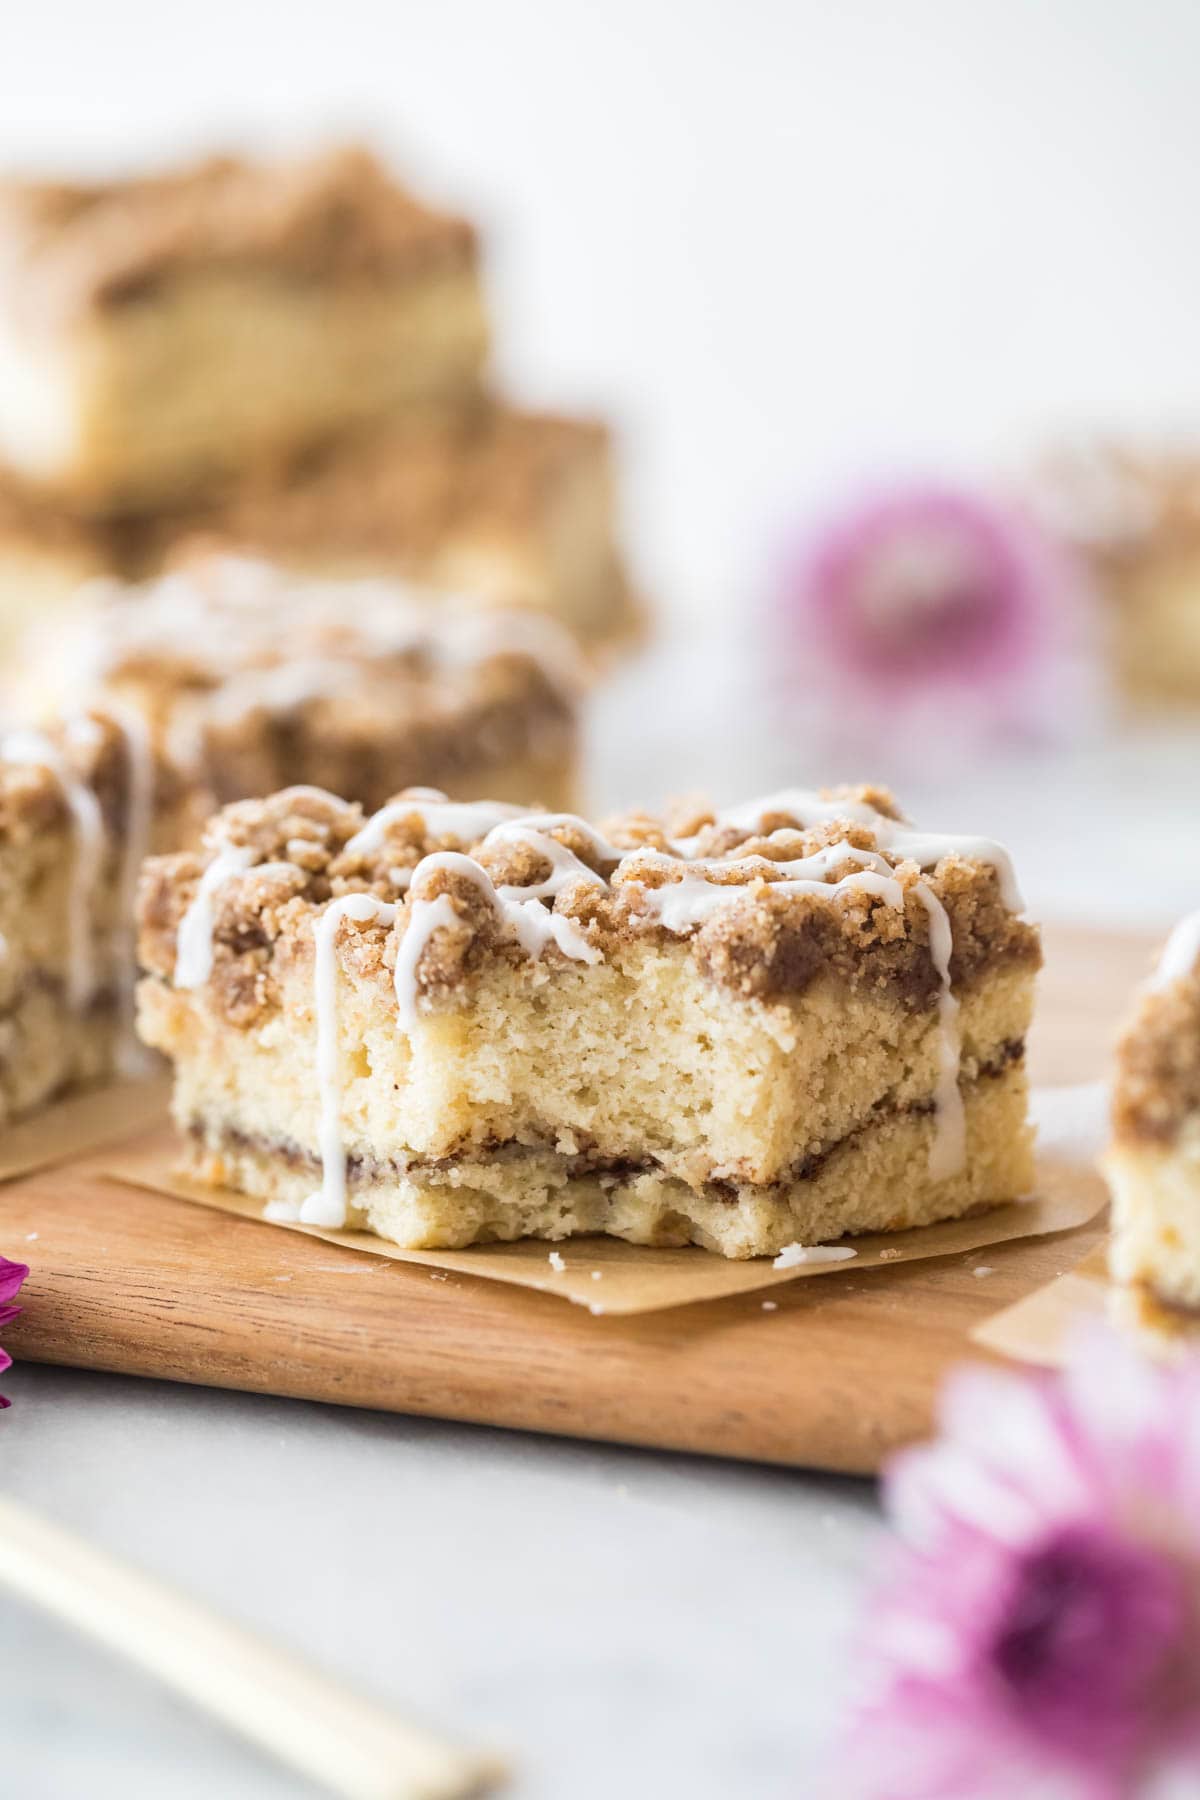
[974,1241,1200,1366]
[972,1245,1110,1366]
[0,1077,170,1184]
[100,1129,1106,1317]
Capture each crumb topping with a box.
[1112,921,1200,1143]
[0,145,477,322]
[35,554,580,810]
[137,783,1040,1024]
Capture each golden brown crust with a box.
[1112,969,1200,1144]
[0,145,477,322]
[137,784,1041,1025]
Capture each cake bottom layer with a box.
[182,1067,1032,1259]
[1106,1123,1200,1311]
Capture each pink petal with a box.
[0,1257,28,1305]
[888,1366,1094,1554]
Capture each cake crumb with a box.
[429,1270,449,1282]
[588,1302,605,1316]
[773,1242,857,1269]
[973,1265,994,1279]
[761,1300,778,1312]
[878,1247,902,1262]
[548,1250,566,1273]
[590,1269,603,1281]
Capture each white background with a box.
[6,0,1199,915]
[5,0,1200,624]
[0,8,1197,1795]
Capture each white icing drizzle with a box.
[773,1242,857,1268]
[392,891,460,1033]
[1152,911,1200,990]
[875,830,1023,913]
[913,881,966,1181]
[2,727,106,1011]
[302,893,396,1228]
[480,824,608,900]
[173,845,256,989]
[391,850,600,1030]
[104,703,158,1074]
[345,796,530,858]
[703,789,1023,911]
[205,658,359,726]
[63,556,584,709]
[493,813,625,866]
[505,899,602,967]
[628,850,904,932]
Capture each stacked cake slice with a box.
[0,145,637,657]
[136,785,1040,1258]
[1106,912,1200,1326]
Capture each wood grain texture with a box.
[2,923,1152,1474]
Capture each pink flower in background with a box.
[0,1256,28,1408]
[840,1333,1200,1799]
[775,483,1093,757]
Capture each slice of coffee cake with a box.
[0,408,638,661]
[23,555,582,817]
[136,785,1040,1258]
[0,709,193,1116]
[1106,913,1200,1324]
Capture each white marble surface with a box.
[0,1366,877,1797]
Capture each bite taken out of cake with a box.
[136,784,1041,1260]
[1105,912,1200,1330]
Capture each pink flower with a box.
[0,1255,28,1408]
[774,483,1094,757]
[841,1332,1200,1799]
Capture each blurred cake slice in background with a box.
[0,146,489,513]
[17,554,582,816]
[1105,912,1200,1336]
[1035,442,1200,708]
[139,406,643,656]
[0,405,641,660]
[0,709,198,1110]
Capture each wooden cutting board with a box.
[3,924,1157,1475]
